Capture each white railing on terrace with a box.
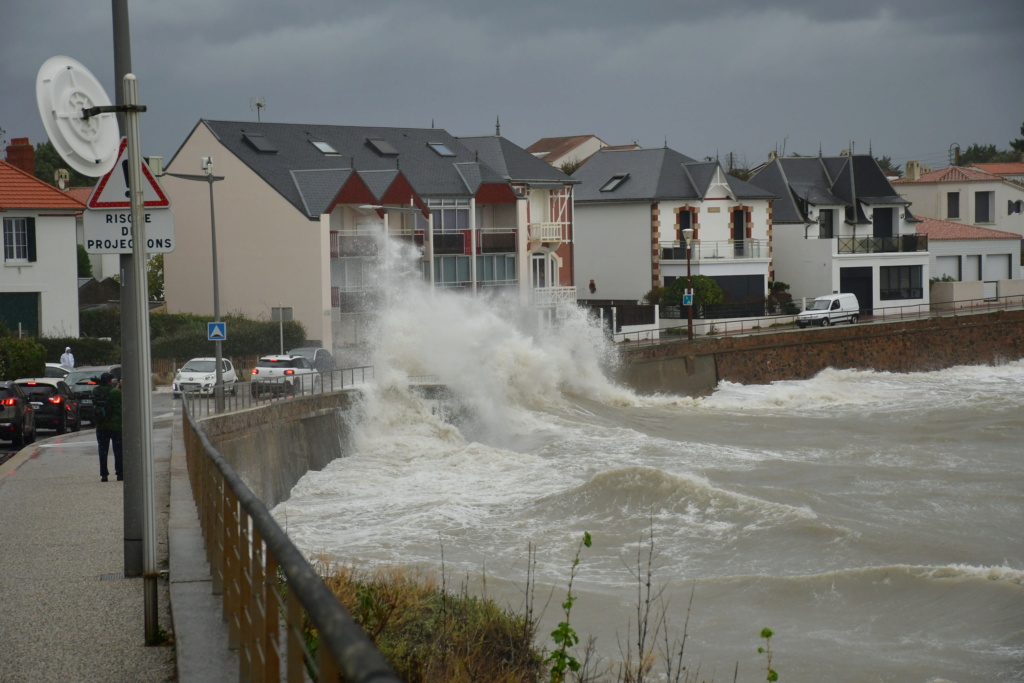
[532,286,577,306]
[660,239,769,261]
[529,222,567,243]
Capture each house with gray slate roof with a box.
[572,146,776,316]
[748,154,930,315]
[162,120,576,351]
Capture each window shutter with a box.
[27,218,37,262]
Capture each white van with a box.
[796,293,860,328]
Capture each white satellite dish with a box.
[36,56,119,177]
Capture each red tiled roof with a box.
[971,162,1024,175]
[0,161,86,211]
[526,135,605,161]
[915,216,1020,240]
[893,165,1000,184]
[65,187,93,205]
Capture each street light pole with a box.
[163,160,225,409]
[684,227,694,340]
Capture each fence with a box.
[181,371,401,683]
[614,292,1024,347]
[183,366,374,419]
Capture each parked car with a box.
[65,365,122,425]
[0,381,36,447]
[250,355,320,397]
[172,357,238,398]
[796,293,860,328]
[287,347,336,374]
[44,363,71,379]
[15,378,81,434]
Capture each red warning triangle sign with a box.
[86,138,171,209]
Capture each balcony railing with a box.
[660,239,768,261]
[529,222,567,244]
[837,235,928,254]
[532,286,577,307]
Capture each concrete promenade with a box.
[0,390,237,682]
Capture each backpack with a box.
[93,387,111,424]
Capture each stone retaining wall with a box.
[617,310,1024,396]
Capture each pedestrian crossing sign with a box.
[207,322,226,341]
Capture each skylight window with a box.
[428,142,455,157]
[366,138,399,156]
[311,140,339,155]
[242,132,277,153]
[600,173,629,192]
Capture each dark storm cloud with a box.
[3,0,1022,171]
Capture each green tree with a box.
[148,254,164,301]
[559,157,583,175]
[874,155,902,178]
[644,275,724,307]
[957,143,1016,166]
[1010,120,1024,156]
[34,140,94,187]
[77,244,93,278]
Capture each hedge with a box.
[0,338,47,380]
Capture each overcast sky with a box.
[4,0,1023,173]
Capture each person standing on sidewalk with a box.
[93,372,123,482]
[60,346,75,368]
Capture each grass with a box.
[313,560,544,682]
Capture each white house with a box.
[0,155,85,337]
[572,147,775,316]
[893,163,1024,238]
[748,154,930,315]
[162,121,577,352]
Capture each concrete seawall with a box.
[198,391,357,508]
[617,309,1024,396]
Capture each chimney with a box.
[5,138,35,175]
[905,160,921,181]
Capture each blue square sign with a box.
[682,294,693,306]
[207,322,227,341]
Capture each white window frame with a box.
[3,218,31,263]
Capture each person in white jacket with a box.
[60,346,75,368]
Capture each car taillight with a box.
[284,369,295,375]
[251,368,259,375]
[1,398,16,406]
[48,396,62,404]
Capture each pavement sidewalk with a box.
[0,391,237,682]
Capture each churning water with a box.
[273,249,1023,682]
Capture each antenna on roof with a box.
[869,139,873,157]
[351,156,355,170]
[250,96,266,122]
[495,116,501,136]
[818,143,822,157]
[663,135,667,148]
[431,119,435,128]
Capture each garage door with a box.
[934,256,960,280]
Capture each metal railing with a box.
[613,293,1024,346]
[183,366,373,419]
[182,368,401,683]
[531,286,578,307]
[836,234,928,254]
[660,238,769,261]
[528,221,567,243]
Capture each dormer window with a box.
[311,140,339,155]
[600,174,629,192]
[242,132,277,153]
[366,138,399,156]
[428,142,455,157]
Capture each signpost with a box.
[83,137,174,253]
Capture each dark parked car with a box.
[15,378,81,434]
[287,347,336,374]
[65,365,122,425]
[0,381,36,447]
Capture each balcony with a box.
[660,239,768,261]
[837,235,928,254]
[532,286,577,307]
[529,222,567,244]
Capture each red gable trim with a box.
[378,172,429,218]
[324,172,377,214]
[475,183,518,204]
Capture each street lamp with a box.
[163,158,225,409]
[683,227,694,340]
